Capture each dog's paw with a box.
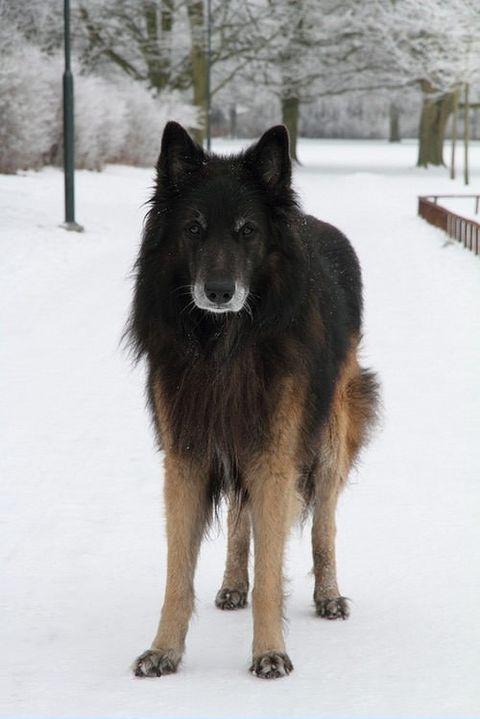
[215,587,248,610]
[133,649,180,678]
[315,596,350,620]
[249,652,293,679]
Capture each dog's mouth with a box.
[192,281,248,314]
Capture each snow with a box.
[1,139,480,718]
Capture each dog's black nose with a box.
[205,279,235,304]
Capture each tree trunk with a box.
[389,102,400,142]
[281,96,299,162]
[417,82,455,167]
[143,2,162,90]
[229,105,237,138]
[186,0,207,145]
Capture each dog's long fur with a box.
[128,123,379,679]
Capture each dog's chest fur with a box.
[157,344,282,467]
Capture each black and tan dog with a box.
[128,122,378,679]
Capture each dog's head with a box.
[151,121,295,316]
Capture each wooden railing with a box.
[418,195,480,256]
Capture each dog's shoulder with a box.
[298,213,363,334]
[299,214,357,266]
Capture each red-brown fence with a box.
[418,195,480,256]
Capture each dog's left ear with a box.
[245,125,291,190]
[157,121,206,187]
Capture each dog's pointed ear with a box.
[245,125,291,190]
[157,121,205,186]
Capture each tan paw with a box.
[133,649,180,677]
[215,587,248,610]
[249,652,293,679]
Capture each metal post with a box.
[450,87,459,180]
[464,82,470,187]
[205,0,212,151]
[62,0,83,232]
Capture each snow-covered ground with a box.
[1,139,479,718]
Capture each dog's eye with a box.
[187,221,202,236]
[241,223,255,236]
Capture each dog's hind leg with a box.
[312,353,378,620]
[311,456,349,620]
[215,500,250,610]
[133,453,210,677]
[312,360,354,620]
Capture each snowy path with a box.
[1,141,479,717]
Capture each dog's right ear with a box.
[244,125,291,191]
[157,121,206,187]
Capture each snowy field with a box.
[1,139,480,718]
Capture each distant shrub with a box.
[74,74,128,171]
[0,42,200,174]
[0,42,60,173]
[118,83,200,167]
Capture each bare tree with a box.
[77,0,279,142]
[376,0,480,166]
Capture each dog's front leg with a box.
[247,455,297,679]
[134,453,209,677]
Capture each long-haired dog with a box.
[127,122,378,679]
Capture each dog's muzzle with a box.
[193,281,248,313]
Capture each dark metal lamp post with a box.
[62,0,83,232]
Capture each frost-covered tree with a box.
[256,0,480,164]
[0,0,61,53]
[240,0,407,160]
[77,0,277,142]
[2,0,479,173]
[0,1,199,173]
[374,0,480,166]
[0,1,61,172]
[0,41,60,173]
